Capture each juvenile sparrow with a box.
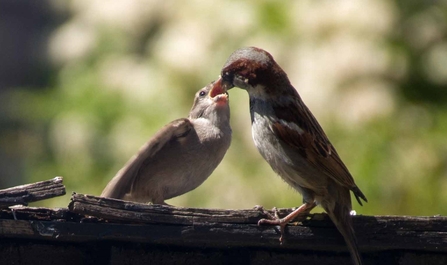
[219,47,367,265]
[101,80,231,205]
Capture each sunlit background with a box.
[1,0,446,216]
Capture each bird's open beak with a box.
[209,78,229,104]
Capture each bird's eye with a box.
[199,91,206,96]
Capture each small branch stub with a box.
[0,177,66,208]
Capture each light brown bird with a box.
[219,47,367,265]
[101,80,231,204]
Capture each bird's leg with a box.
[258,202,316,243]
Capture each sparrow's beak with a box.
[220,77,234,92]
[209,78,229,104]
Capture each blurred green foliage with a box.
[1,0,446,216]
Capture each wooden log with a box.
[1,201,447,264]
[66,193,447,253]
[0,177,66,208]
[1,208,447,253]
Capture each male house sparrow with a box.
[219,47,367,265]
[101,80,231,205]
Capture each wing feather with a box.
[100,118,193,199]
[271,95,367,204]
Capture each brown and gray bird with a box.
[219,47,367,265]
[101,80,231,205]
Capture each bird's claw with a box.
[255,206,287,243]
[253,205,265,211]
[254,205,281,222]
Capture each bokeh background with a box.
[1,0,446,216]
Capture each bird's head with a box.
[219,47,292,99]
[189,79,230,124]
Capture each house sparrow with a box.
[219,47,367,265]
[101,80,231,205]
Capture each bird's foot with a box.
[255,206,288,243]
[255,203,316,244]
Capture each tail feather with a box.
[327,203,363,265]
[352,186,368,206]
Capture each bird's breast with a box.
[251,112,286,164]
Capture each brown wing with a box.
[271,96,367,204]
[100,118,193,199]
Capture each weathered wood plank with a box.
[0,193,417,252]
[1,213,447,253]
[69,193,267,224]
[1,191,447,264]
[1,206,74,221]
[0,177,66,208]
[0,193,446,255]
